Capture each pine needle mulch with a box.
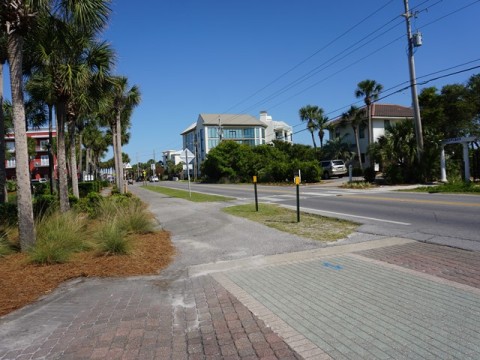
[0,231,175,317]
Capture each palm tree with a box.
[28,1,112,211]
[299,105,323,151]
[355,79,383,147]
[0,33,8,203]
[107,76,140,194]
[25,71,57,193]
[82,121,109,179]
[0,1,48,249]
[322,135,353,162]
[316,113,329,148]
[341,105,366,170]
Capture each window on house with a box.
[244,128,254,138]
[359,125,365,139]
[39,140,49,150]
[384,120,391,129]
[6,142,15,152]
[208,127,218,138]
[41,155,49,166]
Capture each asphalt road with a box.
[138,180,480,251]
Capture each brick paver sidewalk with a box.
[1,240,479,360]
[0,275,301,360]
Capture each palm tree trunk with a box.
[0,61,7,203]
[111,123,119,189]
[367,103,373,145]
[56,102,70,212]
[68,120,79,198]
[47,104,55,194]
[85,147,90,175]
[7,33,36,250]
[354,127,363,171]
[310,132,317,151]
[77,132,83,181]
[115,114,124,194]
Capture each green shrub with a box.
[0,202,18,226]
[95,220,130,255]
[31,182,49,196]
[74,192,103,218]
[352,167,363,177]
[33,195,58,219]
[364,167,377,183]
[78,181,103,197]
[6,180,16,192]
[68,194,79,206]
[29,211,89,264]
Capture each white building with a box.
[179,111,293,176]
[328,103,414,163]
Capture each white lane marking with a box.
[282,205,411,225]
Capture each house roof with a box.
[199,113,267,127]
[371,104,414,118]
[181,113,267,135]
[180,122,197,135]
[329,103,414,126]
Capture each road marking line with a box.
[282,205,411,225]
[345,195,480,207]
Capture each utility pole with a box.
[403,0,424,160]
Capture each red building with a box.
[4,129,58,181]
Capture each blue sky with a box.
[8,1,480,163]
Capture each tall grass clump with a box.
[29,211,90,264]
[93,195,154,255]
[97,196,155,234]
[95,219,130,255]
[117,200,155,234]
[0,226,19,257]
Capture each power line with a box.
[263,0,480,124]
[221,0,397,114]
[221,0,441,120]
[292,62,480,136]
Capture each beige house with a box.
[328,103,414,163]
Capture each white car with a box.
[149,176,159,182]
[320,160,347,179]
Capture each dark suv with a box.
[320,160,347,179]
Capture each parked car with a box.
[320,160,347,179]
[127,178,134,185]
[149,175,159,182]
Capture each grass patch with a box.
[408,182,480,194]
[144,185,234,202]
[223,203,358,242]
[340,181,375,189]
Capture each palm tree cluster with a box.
[299,79,383,168]
[0,1,141,250]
